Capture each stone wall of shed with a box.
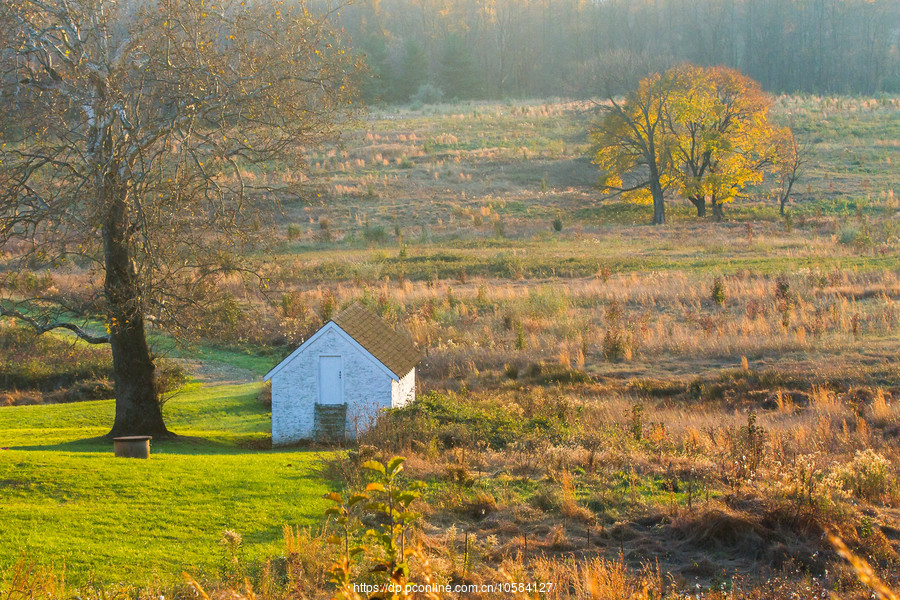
[271,327,393,446]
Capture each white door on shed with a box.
[318,355,344,404]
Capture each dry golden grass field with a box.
[3,96,900,598]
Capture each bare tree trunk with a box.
[651,180,666,225]
[102,179,168,438]
[779,178,796,216]
[107,312,166,438]
[712,198,724,221]
[689,196,707,217]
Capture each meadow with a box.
[1,95,900,598]
[0,383,334,586]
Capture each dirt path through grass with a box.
[177,358,259,385]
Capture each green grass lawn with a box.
[0,383,333,585]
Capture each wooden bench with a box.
[113,436,152,459]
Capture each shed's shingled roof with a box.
[332,303,421,377]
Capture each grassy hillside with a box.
[0,383,332,585]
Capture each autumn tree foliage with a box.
[668,65,785,219]
[0,0,358,436]
[592,65,796,224]
[590,71,679,225]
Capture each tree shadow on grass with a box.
[9,433,331,456]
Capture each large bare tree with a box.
[0,0,358,436]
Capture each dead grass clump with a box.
[581,556,668,600]
[281,525,331,595]
[464,491,498,521]
[0,389,44,406]
[544,524,571,550]
[628,378,686,399]
[760,389,808,412]
[531,483,564,513]
[670,508,768,556]
[871,388,897,427]
[445,462,475,486]
[810,385,844,418]
[560,471,595,523]
[0,559,63,600]
[681,427,712,454]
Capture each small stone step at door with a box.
[314,403,348,442]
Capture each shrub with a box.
[258,381,272,409]
[281,291,309,319]
[317,217,332,242]
[604,300,623,324]
[552,216,563,232]
[832,449,892,502]
[156,359,189,407]
[374,390,573,451]
[515,322,526,350]
[504,363,519,380]
[774,275,796,319]
[0,323,113,395]
[711,277,726,307]
[323,457,427,595]
[602,329,632,361]
[411,83,444,105]
[629,404,643,441]
[839,224,873,249]
[320,290,336,323]
[218,529,245,584]
[775,453,849,516]
[526,287,569,318]
[363,224,387,243]
[493,251,525,279]
[58,378,113,402]
[739,410,766,474]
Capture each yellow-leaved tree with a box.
[590,71,680,225]
[667,65,785,219]
[592,64,796,224]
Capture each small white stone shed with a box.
[264,303,421,445]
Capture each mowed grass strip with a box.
[0,383,332,585]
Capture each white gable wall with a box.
[391,368,416,408]
[270,326,394,445]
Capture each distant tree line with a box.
[319,0,900,103]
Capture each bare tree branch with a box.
[0,303,109,344]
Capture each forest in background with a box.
[318,0,900,103]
